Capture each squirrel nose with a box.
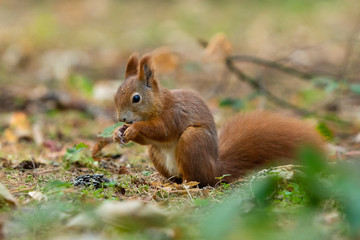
[117,117,126,122]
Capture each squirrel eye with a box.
[132,94,141,103]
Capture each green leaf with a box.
[349,84,360,95]
[312,76,335,86]
[63,142,93,167]
[298,88,325,107]
[215,174,231,180]
[142,171,152,177]
[69,74,94,97]
[312,77,339,94]
[44,180,72,192]
[219,98,243,110]
[66,142,89,154]
[316,122,334,141]
[98,122,124,138]
[324,81,339,94]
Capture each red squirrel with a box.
[113,53,324,186]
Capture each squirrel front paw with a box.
[113,124,129,146]
[124,124,140,142]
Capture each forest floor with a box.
[1,1,360,239]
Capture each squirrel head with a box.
[114,53,162,124]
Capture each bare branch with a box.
[225,57,313,115]
[228,55,316,80]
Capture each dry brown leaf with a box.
[66,200,168,232]
[150,181,163,188]
[183,181,200,188]
[118,165,131,175]
[202,188,210,197]
[0,157,11,168]
[91,139,110,158]
[0,182,18,207]
[204,33,232,61]
[170,189,202,195]
[162,187,173,193]
[354,132,360,143]
[4,112,32,143]
[3,129,17,144]
[163,182,178,190]
[32,122,44,145]
[28,191,46,201]
[97,201,168,228]
[10,112,31,132]
[344,151,360,156]
[152,47,179,74]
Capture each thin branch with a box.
[225,57,313,115]
[228,55,316,80]
[337,11,360,82]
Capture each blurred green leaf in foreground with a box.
[200,147,360,240]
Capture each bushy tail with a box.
[218,111,324,182]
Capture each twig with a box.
[33,168,61,175]
[337,12,360,82]
[228,55,316,80]
[10,187,34,193]
[183,184,194,201]
[225,57,313,115]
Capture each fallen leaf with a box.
[118,166,130,175]
[65,212,97,230]
[28,191,46,201]
[3,129,17,143]
[327,144,347,155]
[150,181,163,188]
[163,183,178,190]
[344,151,360,156]
[162,187,173,193]
[97,122,124,138]
[202,188,210,197]
[204,33,232,62]
[91,138,111,158]
[43,140,61,152]
[0,157,11,168]
[96,200,168,229]
[152,47,179,74]
[183,181,200,188]
[0,182,18,207]
[32,122,44,145]
[354,132,360,143]
[4,112,32,143]
[114,185,126,195]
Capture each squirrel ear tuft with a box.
[139,54,155,88]
[143,64,152,81]
[125,53,139,78]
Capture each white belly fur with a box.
[161,144,178,176]
[148,140,179,176]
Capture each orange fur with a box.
[124,53,139,78]
[113,53,324,187]
[218,111,324,182]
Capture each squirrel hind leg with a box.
[148,146,172,179]
[175,126,221,187]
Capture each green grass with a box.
[3,145,360,239]
[1,1,359,239]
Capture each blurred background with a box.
[0,0,359,154]
[2,1,360,239]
